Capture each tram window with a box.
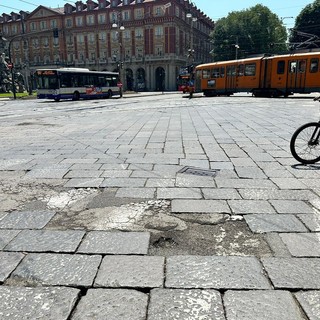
[237,64,244,76]
[211,68,220,78]
[220,67,225,78]
[289,61,297,74]
[202,69,210,79]
[277,60,285,74]
[227,65,236,76]
[244,63,256,76]
[298,60,306,73]
[310,59,319,73]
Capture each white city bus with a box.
[35,68,122,101]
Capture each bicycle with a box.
[290,96,320,164]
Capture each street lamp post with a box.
[112,13,125,93]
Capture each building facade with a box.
[0,0,214,91]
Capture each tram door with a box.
[287,59,307,92]
[225,65,237,93]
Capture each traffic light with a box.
[53,28,59,38]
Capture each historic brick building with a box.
[0,0,214,91]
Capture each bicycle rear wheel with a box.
[290,122,320,164]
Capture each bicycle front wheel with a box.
[290,122,320,164]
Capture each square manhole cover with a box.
[178,166,219,177]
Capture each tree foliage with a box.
[211,4,287,61]
[289,0,320,50]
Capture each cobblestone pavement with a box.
[0,93,320,319]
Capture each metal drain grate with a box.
[178,166,219,177]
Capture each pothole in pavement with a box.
[149,220,272,257]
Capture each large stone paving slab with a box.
[245,214,308,233]
[78,231,150,254]
[262,258,320,289]
[166,256,271,289]
[0,286,80,320]
[0,210,56,229]
[279,233,320,257]
[10,253,101,287]
[0,252,25,282]
[94,255,164,288]
[171,199,230,214]
[224,290,306,320]
[269,200,315,214]
[0,230,20,249]
[148,288,225,320]
[295,291,320,320]
[71,289,148,320]
[297,214,320,231]
[4,230,86,252]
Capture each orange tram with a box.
[194,52,320,97]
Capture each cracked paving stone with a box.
[71,289,148,320]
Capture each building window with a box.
[111,0,117,7]
[88,33,95,43]
[123,30,131,40]
[32,39,39,48]
[155,26,163,37]
[76,16,83,26]
[67,53,74,62]
[98,14,106,24]
[123,0,130,4]
[41,21,48,30]
[66,35,73,45]
[110,12,118,23]
[111,31,119,41]
[175,7,179,17]
[135,28,143,38]
[90,52,96,60]
[87,15,94,25]
[79,51,85,61]
[11,25,18,34]
[66,18,73,27]
[30,22,37,31]
[99,31,106,41]
[156,45,163,56]
[3,26,9,35]
[135,8,144,19]
[43,37,49,47]
[50,20,57,28]
[77,34,84,44]
[123,11,130,21]
[154,6,163,16]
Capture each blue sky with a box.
[0,0,314,28]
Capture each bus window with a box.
[277,60,285,74]
[60,74,72,87]
[244,63,256,76]
[220,67,225,78]
[298,60,306,73]
[237,64,244,76]
[211,68,220,78]
[202,69,211,79]
[310,58,319,73]
[289,61,297,74]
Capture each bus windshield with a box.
[36,70,59,89]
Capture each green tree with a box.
[289,0,320,50]
[211,4,287,61]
